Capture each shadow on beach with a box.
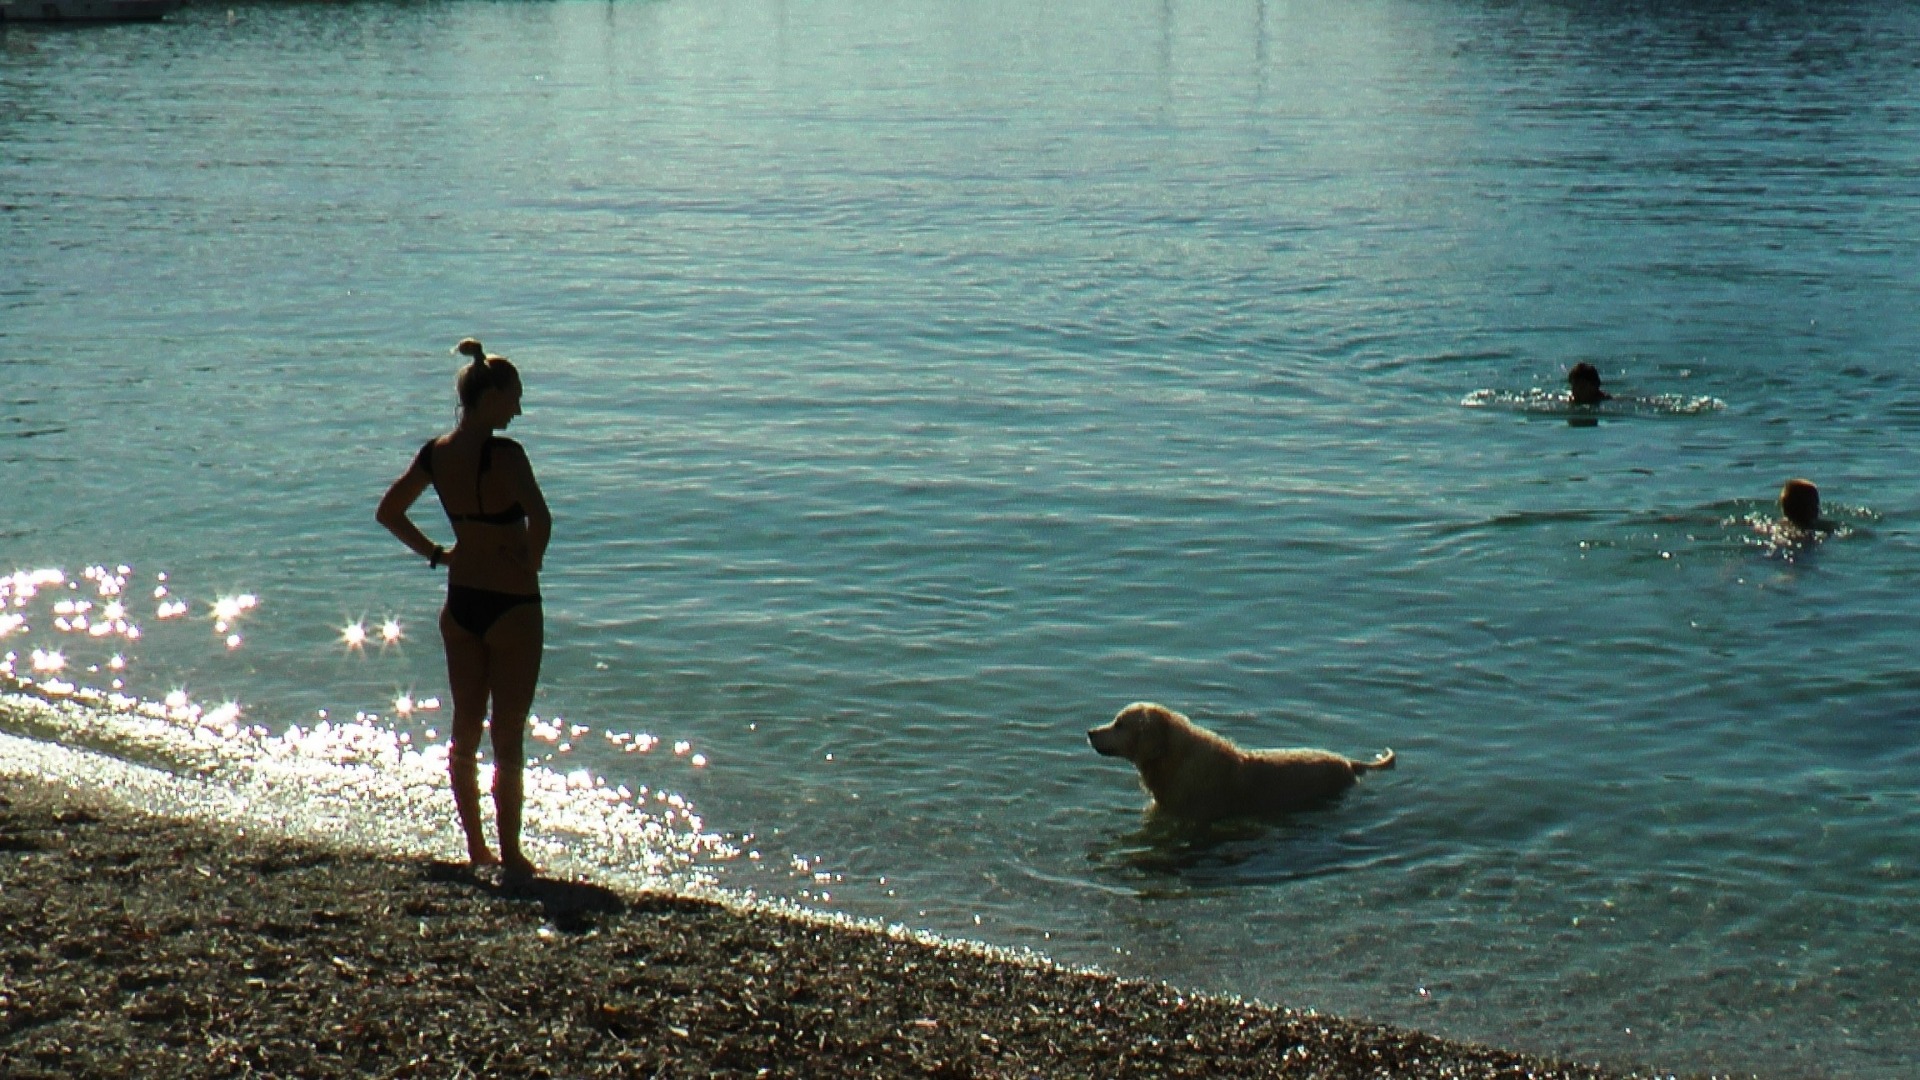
[423,860,628,933]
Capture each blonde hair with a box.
[1779,478,1820,528]
[451,338,516,410]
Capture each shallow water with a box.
[5,0,1920,1074]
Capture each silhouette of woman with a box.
[378,339,551,881]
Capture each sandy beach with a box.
[0,769,1660,1079]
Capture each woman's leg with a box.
[483,602,544,878]
[440,607,497,866]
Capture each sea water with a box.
[3,1,1918,1074]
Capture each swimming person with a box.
[1568,362,1610,405]
[1462,363,1722,416]
[1778,478,1833,534]
[377,338,551,882]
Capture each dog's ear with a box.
[1135,705,1170,760]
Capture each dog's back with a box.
[1234,747,1392,815]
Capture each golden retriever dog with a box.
[1087,702,1394,821]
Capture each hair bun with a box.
[453,338,486,361]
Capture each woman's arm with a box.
[503,444,551,575]
[377,466,447,565]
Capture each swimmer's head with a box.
[453,338,522,416]
[1780,478,1821,529]
[1567,362,1608,405]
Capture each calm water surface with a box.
[5,1,1920,1074]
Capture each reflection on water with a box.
[1739,508,1866,563]
[1461,387,1726,416]
[0,562,735,888]
[1089,809,1396,895]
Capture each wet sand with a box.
[0,773,1659,1079]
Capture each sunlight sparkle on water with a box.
[3,568,65,602]
[0,567,178,672]
[606,730,662,754]
[212,594,258,623]
[2,563,736,889]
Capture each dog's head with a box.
[1086,702,1176,763]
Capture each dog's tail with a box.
[1353,748,1395,773]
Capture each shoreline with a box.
[0,766,1660,1079]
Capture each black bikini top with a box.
[415,437,528,526]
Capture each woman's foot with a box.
[468,846,500,869]
[501,853,538,887]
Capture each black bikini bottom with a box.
[445,584,541,638]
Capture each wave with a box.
[1461,388,1726,416]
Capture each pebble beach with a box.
[0,771,1657,1080]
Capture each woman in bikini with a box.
[378,338,551,881]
